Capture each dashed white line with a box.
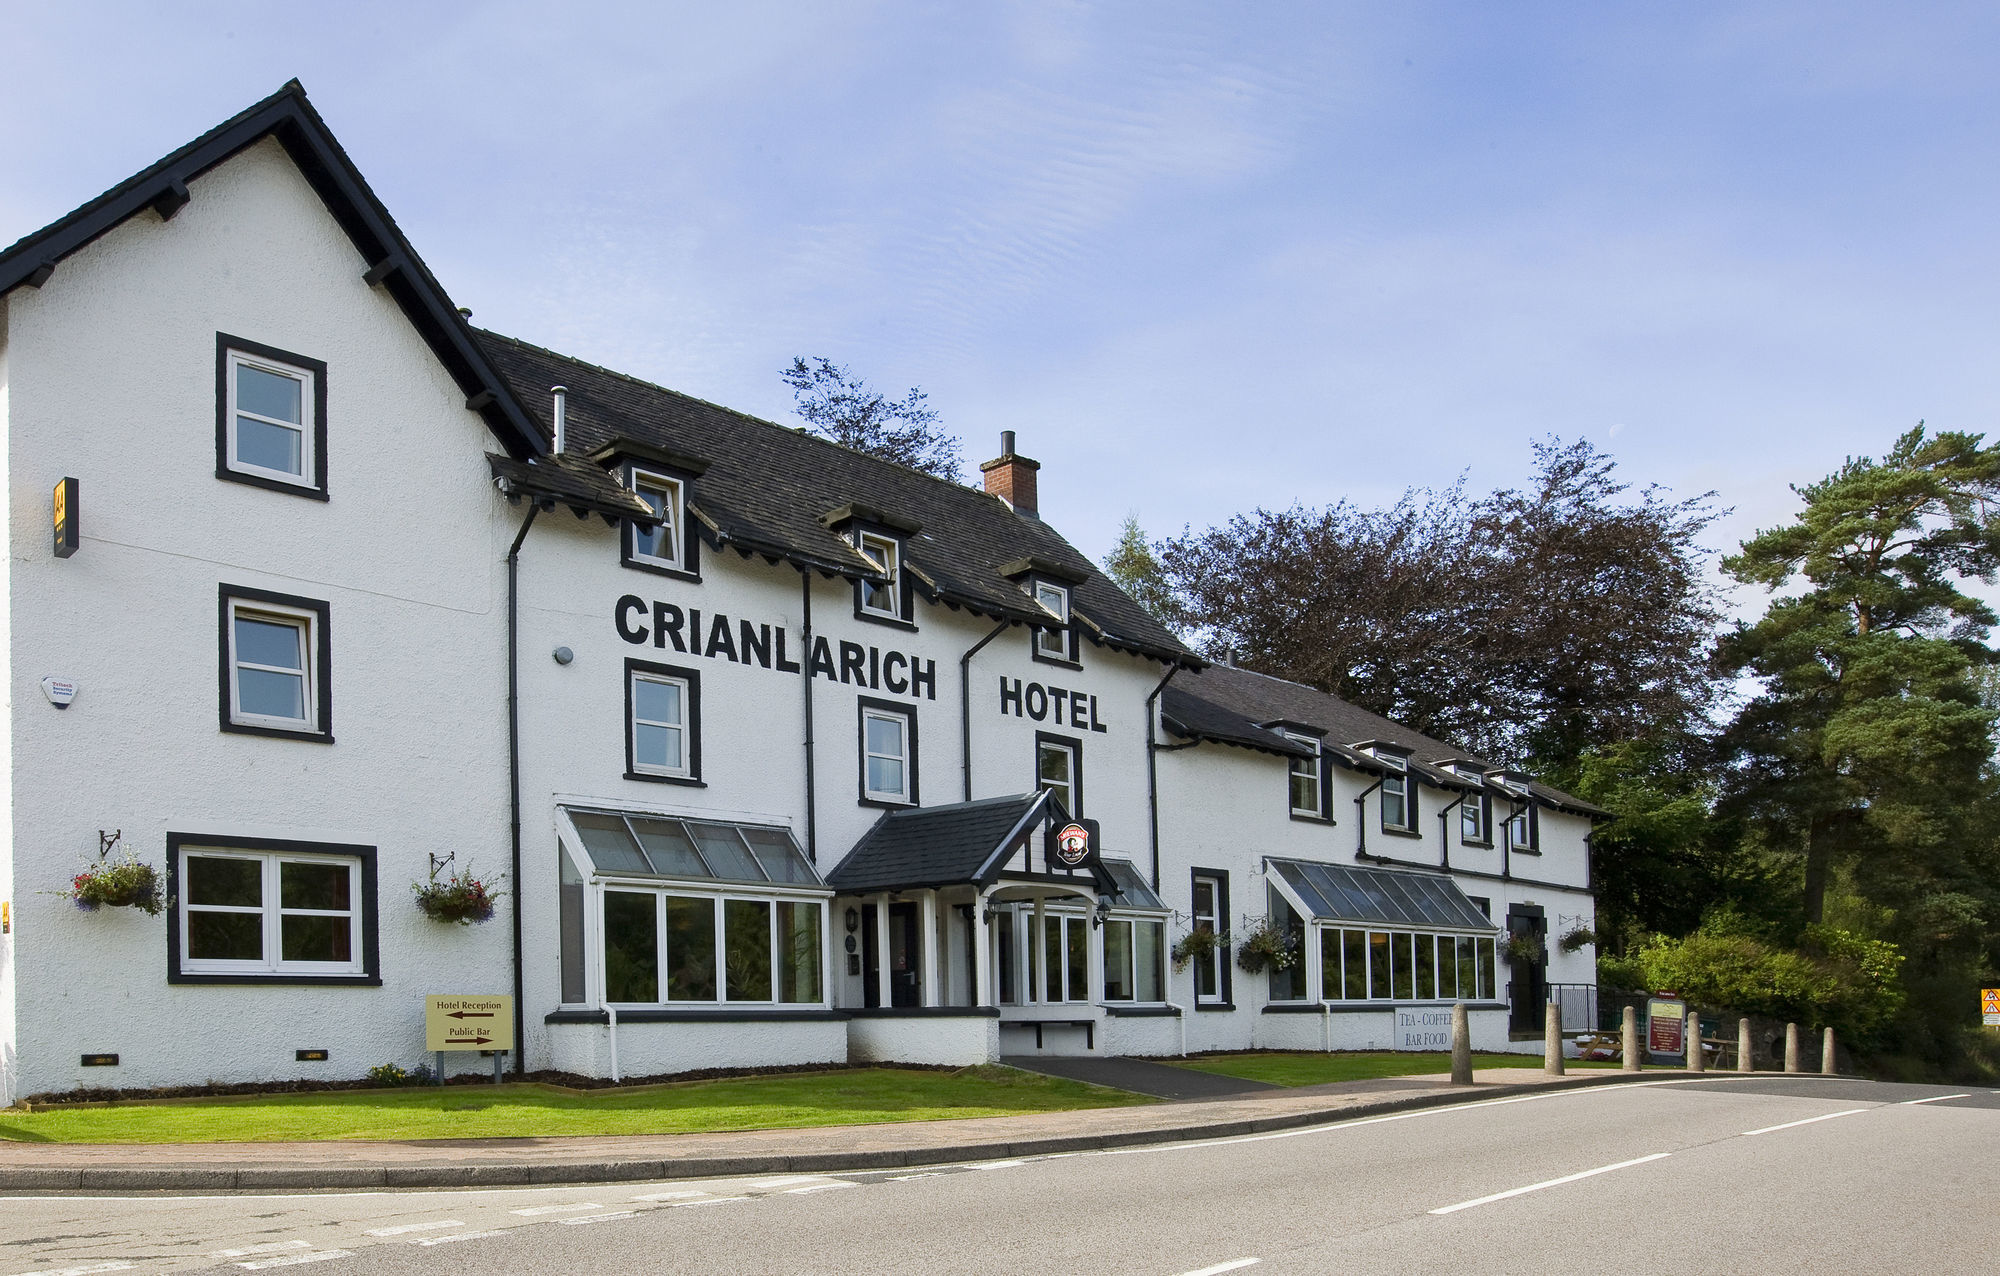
[889,1172,942,1181]
[560,1211,640,1225]
[411,1230,508,1247]
[218,1243,312,1257]
[1177,1259,1260,1276]
[1741,1108,1868,1136]
[739,1175,830,1189]
[14,1264,135,1276]
[785,1182,856,1195]
[1430,1152,1672,1215]
[670,1195,750,1208]
[968,1160,1026,1170]
[237,1253,353,1271]
[633,1190,710,1201]
[510,1202,602,1216]
[1901,1093,1970,1105]
[364,1219,464,1236]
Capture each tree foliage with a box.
[1596,926,1905,1043]
[1101,515,1176,623]
[781,356,963,481]
[1156,438,1724,766]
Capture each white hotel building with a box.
[0,84,1598,1103]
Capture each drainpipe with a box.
[1143,664,1183,891]
[1352,776,1385,859]
[799,570,817,861]
[1436,790,1467,872]
[604,1002,620,1084]
[959,619,1012,801]
[504,500,540,1079]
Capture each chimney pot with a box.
[980,431,1041,518]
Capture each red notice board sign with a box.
[1647,995,1687,1057]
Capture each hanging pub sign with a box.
[52,477,78,558]
[1044,817,1100,872]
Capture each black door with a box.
[862,902,923,1009]
[1506,906,1546,1032]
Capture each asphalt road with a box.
[4,1075,1994,1276]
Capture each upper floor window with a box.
[857,532,902,620]
[1285,733,1323,818]
[1507,802,1540,851]
[1461,789,1490,843]
[860,699,916,805]
[220,585,331,742]
[626,659,700,784]
[1379,754,1415,833]
[217,335,328,499]
[1033,581,1072,661]
[629,470,685,571]
[1037,734,1081,817]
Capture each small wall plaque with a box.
[81,1053,119,1067]
[40,677,78,709]
[296,1049,329,1062]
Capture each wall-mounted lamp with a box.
[844,907,860,933]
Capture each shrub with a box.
[1615,928,1904,1042]
[366,1062,409,1087]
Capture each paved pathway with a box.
[0,1067,1757,1192]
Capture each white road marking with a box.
[1901,1094,1969,1105]
[1741,1108,1868,1136]
[218,1243,312,1257]
[785,1182,855,1195]
[969,1160,1025,1170]
[237,1253,353,1271]
[633,1190,710,1201]
[889,1172,942,1181]
[559,1211,640,1225]
[364,1219,463,1236]
[510,1202,601,1216]
[411,1230,508,1247]
[739,1175,829,1189]
[1177,1260,1260,1276]
[1430,1152,1672,1215]
[670,1196,750,1208]
[14,1264,135,1276]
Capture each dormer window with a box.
[1507,802,1539,851]
[1461,786,1490,844]
[858,532,902,620]
[1283,732,1324,819]
[1034,581,1072,661]
[1374,750,1416,834]
[629,469,684,570]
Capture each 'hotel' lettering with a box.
[997,677,1108,732]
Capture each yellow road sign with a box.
[425,994,513,1052]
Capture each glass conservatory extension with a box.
[1265,858,1501,1005]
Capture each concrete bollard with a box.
[1823,1026,1837,1076]
[1450,1002,1473,1085]
[1785,1022,1800,1073]
[1544,1001,1565,1075]
[1737,1017,1754,1073]
[1622,1004,1641,1073]
[1686,1010,1704,1072]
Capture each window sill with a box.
[222,722,334,744]
[846,1005,1000,1018]
[1261,1000,1508,1014]
[620,555,701,583]
[624,770,705,787]
[1289,811,1334,825]
[1510,846,1543,856]
[170,972,379,986]
[1102,1003,1182,1017]
[1460,839,1494,849]
[1193,1001,1236,1013]
[545,1007,847,1025]
[217,467,329,501]
[1379,826,1425,840]
[852,607,918,633]
[1030,651,1083,672]
[859,795,918,811]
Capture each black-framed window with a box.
[1036,732,1082,818]
[1029,578,1078,666]
[1190,867,1232,1006]
[1506,801,1541,852]
[1460,789,1492,845]
[625,658,702,785]
[621,463,700,581]
[858,697,918,806]
[1282,730,1329,821]
[849,526,915,630]
[216,334,328,500]
[219,584,332,742]
[166,833,379,985]
[1378,753,1418,834]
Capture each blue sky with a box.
[6,2,1997,596]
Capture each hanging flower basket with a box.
[1505,932,1546,964]
[1235,917,1300,975]
[413,866,504,925]
[1558,926,1597,953]
[64,855,164,915]
[1170,925,1227,971]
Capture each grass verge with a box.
[0,1065,1147,1145]
[1170,1051,1629,1087]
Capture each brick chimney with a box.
[979,430,1040,518]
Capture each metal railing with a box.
[1545,982,1599,1033]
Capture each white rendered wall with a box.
[0,296,15,1106]
[847,1015,998,1066]
[545,1020,846,1078]
[4,140,516,1097]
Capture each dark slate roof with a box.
[488,453,655,525]
[1165,663,1603,817]
[827,792,1049,893]
[473,331,1200,664]
[0,81,544,460]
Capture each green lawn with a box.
[0,1066,1147,1145]
[1171,1051,1626,1087]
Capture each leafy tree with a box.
[1157,438,1724,765]
[1101,515,1178,624]
[781,356,962,480]
[1719,424,2000,926]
